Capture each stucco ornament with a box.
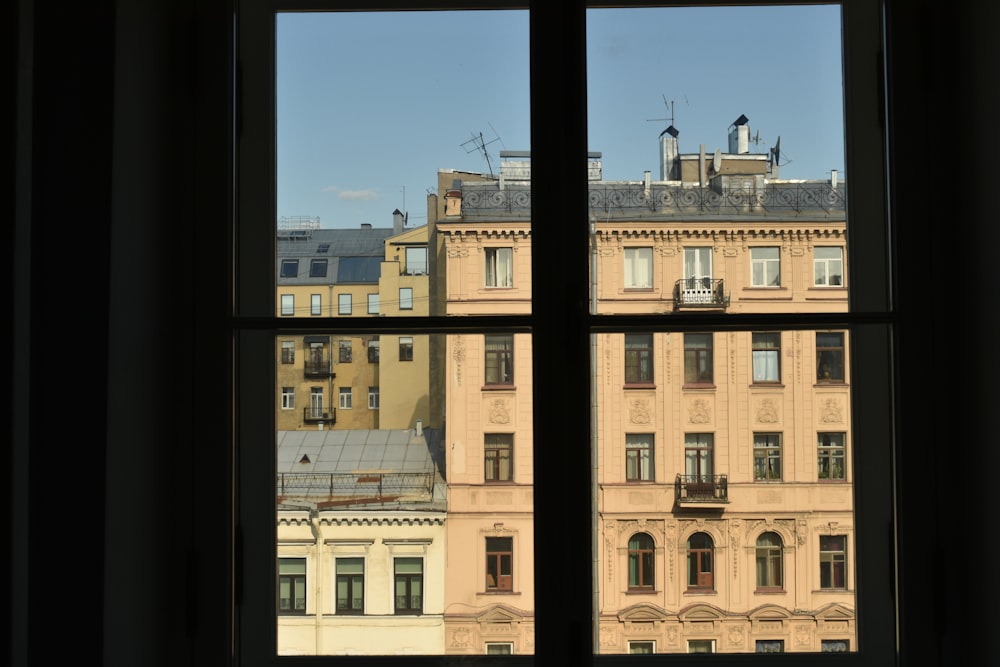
[821,397,843,423]
[688,398,711,423]
[629,398,651,424]
[488,398,511,424]
[757,398,779,423]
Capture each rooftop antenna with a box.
[461,128,502,178]
[647,94,688,128]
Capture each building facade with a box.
[275,212,432,432]
[431,117,853,655]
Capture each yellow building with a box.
[276,212,432,431]
[432,117,853,655]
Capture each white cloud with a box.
[321,185,379,201]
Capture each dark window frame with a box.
[686,532,715,591]
[277,558,307,615]
[625,433,654,482]
[485,536,513,592]
[484,334,514,386]
[627,532,655,590]
[683,333,713,385]
[755,531,784,591]
[393,557,423,615]
[484,433,513,483]
[624,333,653,385]
[335,557,365,615]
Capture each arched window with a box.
[687,532,714,590]
[755,532,783,591]
[628,533,654,590]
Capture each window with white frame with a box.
[399,287,413,310]
[484,247,513,287]
[338,387,352,410]
[280,387,294,410]
[367,386,379,410]
[815,247,844,286]
[405,246,428,275]
[623,246,653,289]
[750,246,781,286]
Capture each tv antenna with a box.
[461,125,503,178]
[647,94,688,127]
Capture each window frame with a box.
[393,557,423,615]
[398,286,413,310]
[277,557,307,615]
[484,433,514,483]
[485,536,513,592]
[484,246,513,288]
[814,246,845,287]
[686,531,715,591]
[751,331,781,383]
[819,432,847,481]
[753,432,782,481]
[683,332,713,385]
[367,386,379,410]
[627,532,655,591]
[337,293,352,316]
[484,334,514,386]
[755,531,784,592]
[398,336,413,362]
[816,331,846,383]
[335,557,365,615]
[235,1,898,664]
[280,340,294,364]
[820,535,848,590]
[367,293,379,314]
[750,246,781,287]
[624,332,653,385]
[623,246,653,290]
[625,433,654,482]
[338,387,352,410]
[338,339,352,363]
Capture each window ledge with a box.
[623,383,656,390]
[814,381,849,387]
[682,383,716,390]
[750,382,785,388]
[480,590,521,596]
[482,384,516,391]
[754,588,787,595]
[625,588,658,595]
[683,590,717,596]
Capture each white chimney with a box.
[415,419,423,437]
[831,169,839,189]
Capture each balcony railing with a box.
[675,474,729,503]
[277,471,436,506]
[304,359,334,377]
[303,407,336,424]
[673,278,729,310]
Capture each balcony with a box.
[675,474,729,507]
[303,407,336,424]
[673,278,729,310]
[304,359,334,377]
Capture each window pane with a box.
[587,4,860,655]
[274,6,531,653]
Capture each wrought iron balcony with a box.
[303,359,334,377]
[675,474,729,504]
[303,407,336,424]
[673,278,729,310]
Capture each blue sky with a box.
[277,6,843,229]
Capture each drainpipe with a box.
[589,216,600,652]
[309,508,323,655]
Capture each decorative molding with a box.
[756,398,779,423]
[687,398,711,424]
[488,397,511,424]
[452,335,465,386]
[820,397,843,423]
[628,398,652,424]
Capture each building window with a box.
[624,333,653,385]
[623,246,653,289]
[277,558,306,615]
[484,433,513,482]
[484,334,513,385]
[818,433,847,480]
[821,640,850,652]
[280,387,295,410]
[309,258,327,277]
[280,341,295,364]
[625,434,653,482]
[399,336,413,361]
[687,640,715,654]
[755,532,784,591]
[753,433,782,481]
[335,558,364,615]
[405,246,428,275]
[684,433,714,481]
[820,535,847,589]
[399,287,413,310]
[484,247,513,287]
[750,246,781,286]
[310,294,321,315]
[485,643,513,655]
[752,332,780,383]
[338,293,352,315]
[627,532,654,590]
[279,259,298,278]
[814,247,844,286]
[368,387,379,410]
[485,536,513,591]
[684,333,713,384]
[339,339,352,363]
[338,387,352,410]
[687,532,714,590]
[817,332,845,382]
[756,640,784,653]
[367,293,379,314]
[393,558,422,614]
[280,294,294,316]
[367,338,380,363]
[683,247,713,281]
[308,387,324,420]
[628,641,655,655]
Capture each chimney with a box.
[728,114,750,154]
[360,223,372,229]
[659,126,680,180]
[415,419,423,437]
[444,181,463,216]
[392,208,405,235]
